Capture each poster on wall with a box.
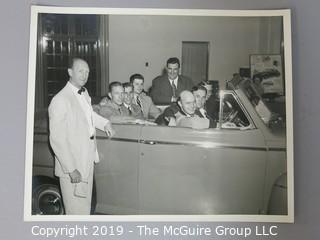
[250,54,284,98]
[24,6,293,223]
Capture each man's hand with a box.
[104,121,115,137]
[69,169,82,183]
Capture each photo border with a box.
[24,6,294,222]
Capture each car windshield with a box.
[227,76,275,127]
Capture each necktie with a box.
[128,106,132,115]
[136,96,142,108]
[77,87,85,95]
[171,80,177,98]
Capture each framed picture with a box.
[24,6,293,222]
[250,54,284,98]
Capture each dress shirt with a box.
[199,108,208,118]
[169,77,178,101]
[123,103,132,115]
[68,82,95,137]
[169,77,178,89]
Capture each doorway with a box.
[181,41,209,85]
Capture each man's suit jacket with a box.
[136,93,161,119]
[150,74,194,105]
[154,102,180,125]
[205,95,220,121]
[98,100,143,123]
[99,100,130,119]
[48,82,108,181]
[126,103,144,119]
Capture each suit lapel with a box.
[139,95,146,113]
[66,85,89,125]
[83,90,92,105]
[165,77,172,93]
[177,76,184,92]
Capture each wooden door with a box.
[181,41,209,85]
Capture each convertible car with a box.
[31,78,287,215]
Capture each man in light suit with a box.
[48,58,114,215]
[130,73,161,120]
[150,57,194,105]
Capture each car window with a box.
[219,93,251,129]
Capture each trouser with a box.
[59,164,94,215]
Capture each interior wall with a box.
[258,17,283,54]
[108,15,282,91]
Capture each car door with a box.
[94,124,142,214]
[138,92,268,214]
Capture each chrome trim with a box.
[37,131,286,152]
[33,164,53,168]
[268,147,287,152]
[97,136,140,143]
[99,136,272,152]
[274,183,287,189]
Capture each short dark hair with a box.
[108,81,123,92]
[166,57,180,68]
[129,73,144,84]
[123,82,133,89]
[191,85,207,95]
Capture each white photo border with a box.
[24,6,294,222]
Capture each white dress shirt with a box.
[169,77,178,89]
[68,82,95,137]
[199,108,208,118]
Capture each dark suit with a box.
[205,95,220,122]
[155,102,180,125]
[150,74,194,105]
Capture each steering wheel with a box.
[224,110,239,123]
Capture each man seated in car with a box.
[98,82,140,123]
[156,90,209,129]
[199,81,219,122]
[122,82,144,119]
[192,85,217,128]
[154,101,180,125]
[130,73,161,120]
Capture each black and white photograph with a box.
[24,6,293,222]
